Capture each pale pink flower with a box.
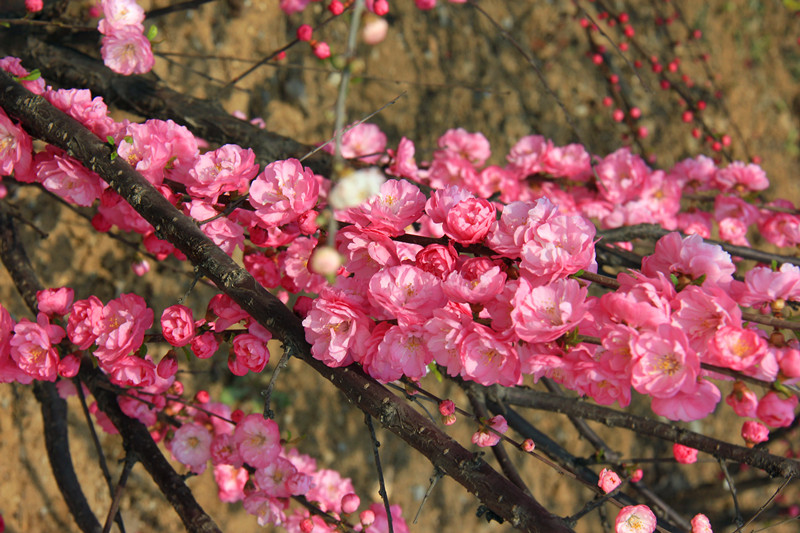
[741,420,769,447]
[116,119,198,186]
[306,469,356,514]
[486,200,548,258]
[207,293,249,332]
[437,128,491,166]
[596,272,672,331]
[131,260,150,276]
[615,505,657,533]
[171,422,212,473]
[706,326,767,372]
[161,304,196,347]
[671,285,741,350]
[210,433,243,467]
[249,158,319,226]
[0,107,33,181]
[328,167,385,210]
[714,161,769,193]
[37,287,74,317]
[361,503,410,533]
[281,236,327,294]
[732,263,800,309]
[543,142,592,180]
[233,414,281,468]
[595,147,651,204]
[368,265,446,326]
[339,178,426,237]
[598,468,622,493]
[690,513,713,533]
[242,491,286,527]
[336,227,401,280]
[512,277,588,343]
[303,288,373,367]
[673,443,698,464]
[424,306,472,377]
[725,381,759,418]
[254,456,298,498]
[185,144,258,202]
[187,200,244,256]
[324,122,387,164]
[101,26,154,75]
[756,391,798,428]
[676,209,713,238]
[631,324,699,399]
[424,185,473,224]
[650,377,720,422]
[44,88,120,141]
[758,201,800,248]
[368,323,432,382]
[507,134,553,177]
[442,257,506,304]
[641,232,735,289]
[33,147,105,206]
[471,415,507,447]
[214,464,248,503]
[519,211,597,283]
[714,195,759,246]
[0,56,45,95]
[99,0,145,30]
[426,154,478,190]
[460,323,520,386]
[102,353,156,388]
[93,293,154,364]
[669,155,717,192]
[476,165,520,201]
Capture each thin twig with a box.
[365,414,394,533]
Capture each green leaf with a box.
[428,362,443,382]
[772,259,779,272]
[14,69,41,82]
[146,25,158,42]
[670,273,679,286]
[106,135,115,146]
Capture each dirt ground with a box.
[2,1,800,532]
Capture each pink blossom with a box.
[191,331,219,359]
[207,293,249,332]
[214,464,248,503]
[460,323,520,386]
[598,468,622,493]
[443,197,496,245]
[306,469,356,514]
[161,304,196,347]
[544,142,592,180]
[475,165,520,200]
[339,178,426,237]
[669,155,717,192]
[426,154,478,190]
[0,56,46,94]
[368,265,446,326]
[368,323,432,382]
[725,381,759,418]
[519,211,597,283]
[361,503,410,533]
[597,272,672,331]
[242,491,287,527]
[615,505,657,533]
[243,253,281,289]
[336,227,401,280]
[58,354,81,378]
[714,161,769,193]
[44,88,121,141]
[9,314,64,381]
[756,391,797,428]
[511,277,588,343]
[425,185,473,224]
[254,456,299,498]
[442,257,506,304]
[650,377,720,422]
[758,203,800,248]
[101,26,154,75]
[706,326,767,372]
[233,414,281,468]
[671,285,741,350]
[281,236,328,294]
[303,288,373,367]
[102,353,157,387]
[471,415,508,447]
[249,158,319,227]
[415,243,458,279]
[117,120,198,186]
[673,443,698,464]
[324,123,387,164]
[423,306,472,376]
[677,209,713,238]
[631,324,699,399]
[99,0,145,30]
[641,232,735,289]
[714,195,759,246]
[280,0,312,15]
[67,295,104,350]
[231,330,271,375]
[387,137,418,179]
[486,200,549,257]
[210,433,243,467]
[732,263,800,309]
[37,287,74,317]
[93,293,154,364]
[690,513,713,533]
[437,128,491,166]
[507,134,553,177]
[171,422,212,473]
[595,147,651,204]
[741,420,769,447]
[32,147,105,206]
[187,200,244,256]
[131,260,150,276]
[185,144,258,202]
[0,107,33,181]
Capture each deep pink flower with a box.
[67,295,104,350]
[642,232,735,289]
[161,304,196,347]
[207,293,249,332]
[210,433,243,467]
[714,161,769,193]
[191,331,219,359]
[303,288,373,367]
[10,314,64,381]
[733,263,800,309]
[37,287,74,317]
[511,277,588,343]
[615,505,657,533]
[116,119,198,186]
[598,468,622,493]
[102,353,156,388]
[415,243,458,279]
[741,420,769,447]
[631,324,699,399]
[669,155,717,192]
[459,323,520,386]
[756,391,798,428]
[725,381,759,418]
[690,513,713,533]
[437,128,491,166]
[387,136,418,179]
[368,265,446,326]
[231,332,271,374]
[187,200,244,256]
[33,147,105,207]
[0,107,33,181]
[650,377,720,422]
[673,443,698,464]
[424,185,473,225]
[185,144,258,202]
[471,415,507,447]
[595,147,651,204]
[706,326,767,372]
[254,456,298,498]
[233,414,281,468]
[368,323,432,382]
[339,178,426,237]
[306,469,356,514]
[519,211,597,283]
[214,464,248,503]
[442,197,496,245]
[93,293,154,364]
[442,257,506,304]
[44,88,120,141]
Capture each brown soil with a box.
[2,1,800,532]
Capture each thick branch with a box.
[0,67,572,533]
[0,29,333,176]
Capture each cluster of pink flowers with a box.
[97,0,155,75]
